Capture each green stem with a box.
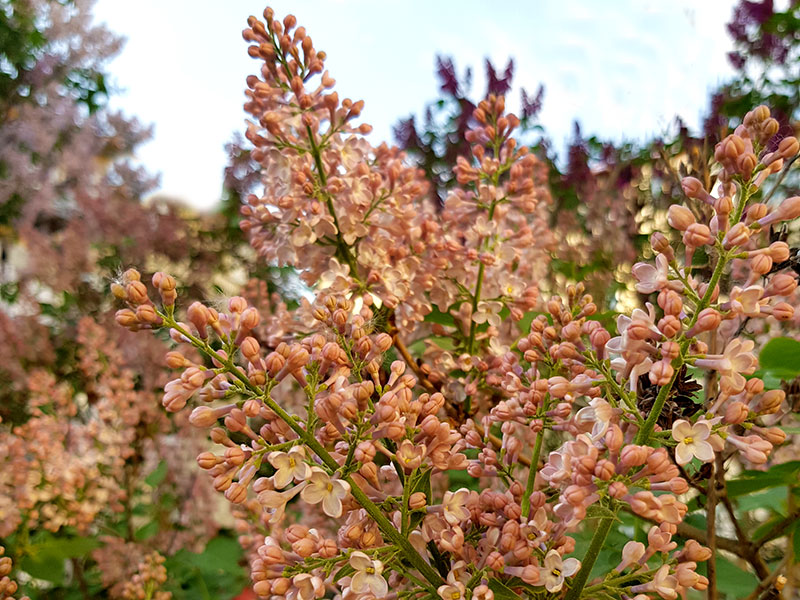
[305,124,361,280]
[520,427,545,519]
[164,315,443,587]
[260,391,444,588]
[564,514,616,600]
[466,200,497,355]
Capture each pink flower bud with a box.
[620,445,648,469]
[681,177,712,203]
[766,273,797,297]
[724,401,748,424]
[769,301,794,321]
[240,336,261,361]
[723,222,751,249]
[759,427,786,445]
[115,309,138,328]
[190,406,221,428]
[750,253,773,275]
[650,232,674,259]
[715,195,733,216]
[605,425,624,452]
[684,223,713,247]
[776,136,799,159]
[649,359,674,386]
[679,539,712,562]
[716,134,745,161]
[737,152,757,178]
[658,290,683,316]
[756,389,785,414]
[657,316,682,338]
[608,481,628,499]
[594,459,615,480]
[668,477,689,494]
[668,205,695,231]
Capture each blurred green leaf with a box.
[711,555,759,599]
[20,535,100,583]
[735,486,788,514]
[727,461,800,497]
[423,307,456,327]
[145,460,169,487]
[134,521,159,541]
[757,337,800,380]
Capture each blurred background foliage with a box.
[0,0,799,598]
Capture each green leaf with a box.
[134,520,159,541]
[793,521,800,558]
[20,535,101,583]
[488,577,526,600]
[727,461,800,497]
[409,468,433,528]
[712,555,759,599]
[735,486,788,514]
[757,337,800,379]
[585,504,620,521]
[423,307,456,327]
[447,468,480,492]
[145,460,169,487]
[333,563,355,582]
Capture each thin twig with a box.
[744,555,791,600]
[763,153,799,204]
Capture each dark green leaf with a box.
[488,577,526,600]
[333,563,355,582]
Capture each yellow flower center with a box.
[288,458,296,468]
[451,593,461,600]
[327,482,334,492]
[365,566,375,574]
[552,568,561,577]
[684,436,693,444]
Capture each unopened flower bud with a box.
[668,205,695,231]
[760,427,786,445]
[658,316,682,338]
[126,280,149,305]
[724,401,749,424]
[115,308,138,328]
[766,273,797,297]
[240,336,260,361]
[723,222,751,249]
[756,389,785,414]
[684,223,713,247]
[620,445,648,469]
[190,406,220,428]
[650,232,673,259]
[770,301,794,321]
[409,492,427,510]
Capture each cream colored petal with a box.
[675,442,693,466]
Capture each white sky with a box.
[92,0,739,210]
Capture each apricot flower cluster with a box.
[113,6,800,600]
